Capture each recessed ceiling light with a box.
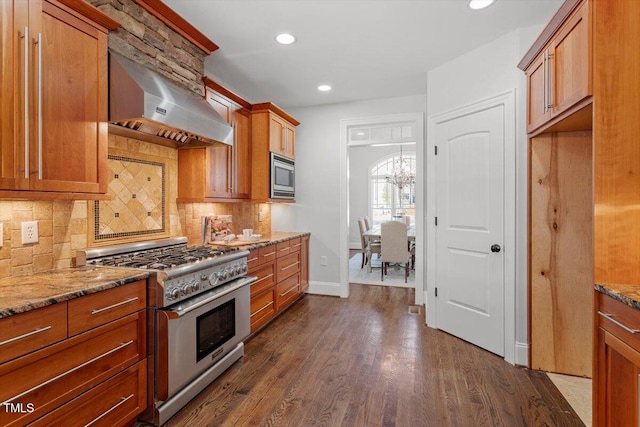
[275,33,296,45]
[468,0,495,10]
[317,84,332,92]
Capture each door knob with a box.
[491,244,501,253]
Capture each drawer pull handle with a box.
[253,274,274,285]
[0,326,52,347]
[263,251,276,257]
[292,243,302,248]
[281,261,300,271]
[250,301,274,318]
[280,284,300,297]
[247,257,259,262]
[598,311,640,334]
[91,297,139,315]
[7,340,134,403]
[84,393,134,427]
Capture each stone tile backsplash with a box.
[0,136,271,278]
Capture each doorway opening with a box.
[339,113,425,304]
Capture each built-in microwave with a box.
[270,152,295,200]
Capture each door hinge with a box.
[435,216,438,226]
[435,287,438,297]
[435,146,438,155]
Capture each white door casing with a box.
[427,91,515,362]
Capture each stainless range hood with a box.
[108,52,233,148]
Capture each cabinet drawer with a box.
[0,303,67,365]
[276,240,291,257]
[247,248,260,270]
[68,280,146,336]
[0,312,145,427]
[250,288,276,332]
[289,238,302,253]
[598,292,640,353]
[250,261,276,297]
[259,245,277,264]
[276,273,301,311]
[276,251,301,282]
[28,359,147,427]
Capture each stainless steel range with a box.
[76,237,256,425]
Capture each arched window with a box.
[370,151,416,225]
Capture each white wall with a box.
[272,95,427,293]
[426,25,543,366]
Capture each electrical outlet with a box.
[320,256,327,266]
[21,221,38,244]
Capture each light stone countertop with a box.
[210,231,310,250]
[0,266,149,319]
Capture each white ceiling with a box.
[163,0,563,109]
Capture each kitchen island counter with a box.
[0,266,149,318]
[596,283,640,311]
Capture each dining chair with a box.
[380,220,411,283]
[358,217,380,269]
[363,216,380,244]
[364,216,372,230]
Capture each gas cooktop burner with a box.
[87,244,239,270]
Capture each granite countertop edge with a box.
[0,267,150,319]
[213,231,310,250]
[595,283,640,311]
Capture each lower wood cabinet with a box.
[595,291,640,426]
[248,236,308,333]
[0,280,148,427]
[29,359,147,427]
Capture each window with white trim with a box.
[370,152,416,225]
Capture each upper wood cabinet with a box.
[520,0,591,135]
[0,0,118,198]
[177,79,251,201]
[251,102,300,202]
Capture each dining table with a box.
[362,223,415,273]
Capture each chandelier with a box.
[385,145,415,191]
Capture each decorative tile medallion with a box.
[94,155,165,240]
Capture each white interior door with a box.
[434,104,505,356]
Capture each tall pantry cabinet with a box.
[0,0,118,197]
[521,0,640,425]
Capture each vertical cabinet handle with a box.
[36,32,43,179]
[22,27,29,178]
[542,51,548,114]
[546,52,554,110]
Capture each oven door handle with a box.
[163,276,257,319]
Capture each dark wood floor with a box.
[165,285,584,427]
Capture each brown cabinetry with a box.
[0,280,148,426]
[595,292,640,427]
[251,102,300,201]
[177,79,251,201]
[247,236,307,333]
[0,0,118,198]
[522,0,591,135]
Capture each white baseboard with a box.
[515,341,529,367]
[307,281,345,298]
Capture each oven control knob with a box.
[209,273,219,287]
[240,263,248,274]
[168,287,181,300]
[191,280,201,292]
[200,273,208,281]
[218,269,229,281]
[181,283,192,296]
